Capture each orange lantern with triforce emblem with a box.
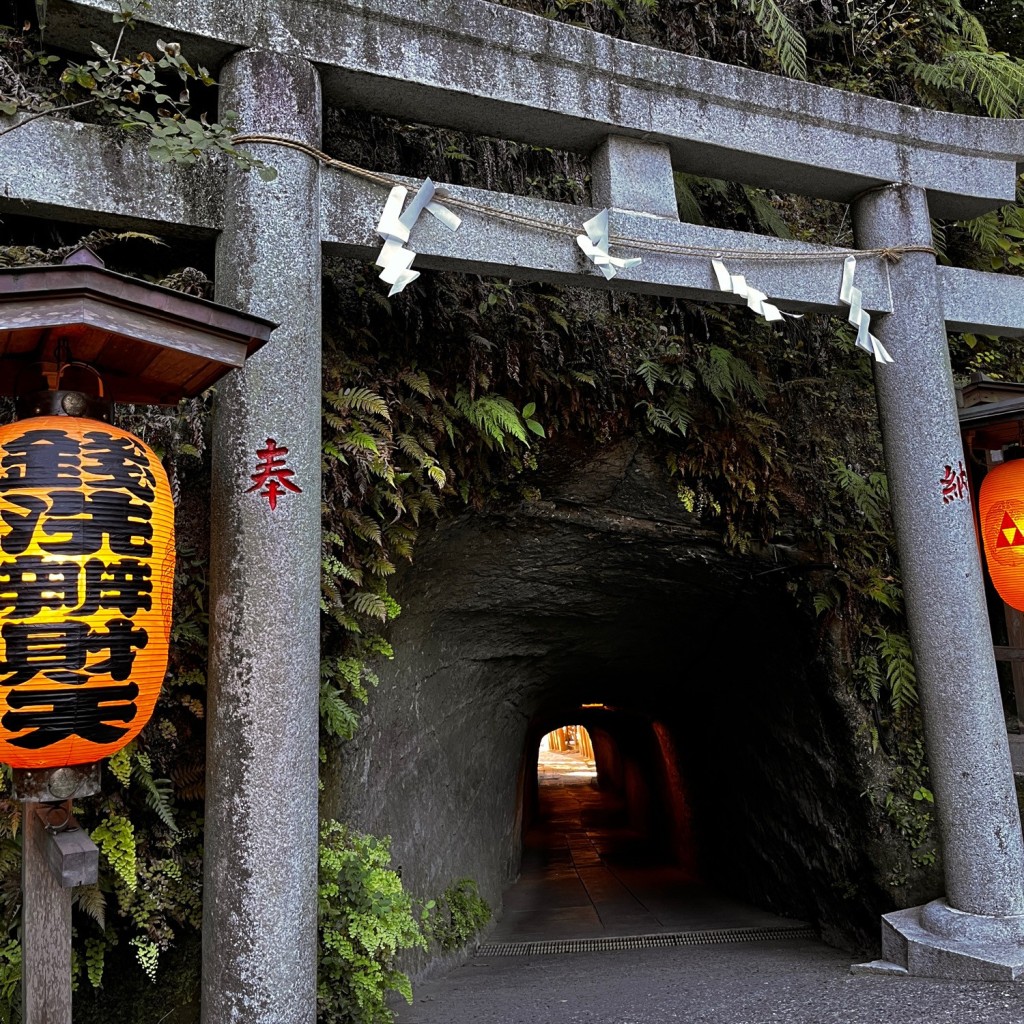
[979,457,1024,611]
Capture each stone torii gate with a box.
[6,0,1024,1017]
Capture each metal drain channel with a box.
[477,925,818,957]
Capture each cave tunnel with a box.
[328,444,884,954]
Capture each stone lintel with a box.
[0,118,220,235]
[5,120,1024,336]
[938,266,1024,338]
[320,167,894,314]
[47,0,1024,217]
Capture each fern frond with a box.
[325,387,391,421]
[74,884,107,930]
[341,510,384,546]
[733,0,807,79]
[701,346,766,404]
[908,46,1024,118]
[742,186,791,239]
[350,591,389,621]
[320,683,361,740]
[400,369,433,398]
[873,629,918,711]
[133,759,178,831]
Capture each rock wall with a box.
[325,441,900,961]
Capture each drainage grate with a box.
[476,925,818,957]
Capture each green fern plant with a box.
[732,0,807,79]
[422,879,491,952]
[92,815,137,893]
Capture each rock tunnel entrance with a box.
[496,704,812,943]
[329,443,889,957]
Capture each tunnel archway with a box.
[328,442,888,953]
[527,710,700,881]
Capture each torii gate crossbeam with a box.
[5,0,1024,1018]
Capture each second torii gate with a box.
[6,0,1024,1017]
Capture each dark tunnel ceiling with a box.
[396,505,814,720]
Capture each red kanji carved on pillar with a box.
[246,439,302,511]
[940,460,969,504]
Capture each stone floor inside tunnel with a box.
[488,747,807,946]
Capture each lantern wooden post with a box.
[21,791,100,1024]
[22,805,71,1023]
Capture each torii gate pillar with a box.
[204,51,322,1022]
[855,183,1024,979]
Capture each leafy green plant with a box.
[0,2,274,178]
[92,814,137,893]
[318,822,426,1024]
[0,939,20,1024]
[422,880,491,953]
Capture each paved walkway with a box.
[394,750,1024,1023]
[491,749,800,944]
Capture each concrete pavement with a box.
[397,940,1024,1023]
[396,749,1024,1023]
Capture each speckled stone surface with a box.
[320,167,895,314]
[591,137,679,220]
[203,50,322,1024]
[44,0,1024,216]
[2,112,1024,334]
[0,117,221,234]
[855,185,1024,965]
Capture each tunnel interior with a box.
[329,443,885,956]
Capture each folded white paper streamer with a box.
[839,256,893,364]
[711,258,793,323]
[576,210,643,280]
[375,178,461,296]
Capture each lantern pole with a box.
[16,767,100,1024]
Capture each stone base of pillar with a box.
[853,899,1024,981]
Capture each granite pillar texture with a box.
[854,184,1024,977]
[203,51,322,1023]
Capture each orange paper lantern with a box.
[980,458,1024,612]
[0,416,175,768]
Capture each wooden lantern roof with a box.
[958,375,1024,451]
[0,247,275,405]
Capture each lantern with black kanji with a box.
[0,416,175,767]
[0,248,272,790]
[979,456,1024,612]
